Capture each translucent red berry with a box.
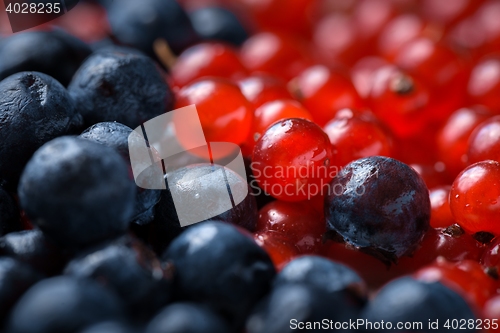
[429,186,456,229]
[467,115,500,165]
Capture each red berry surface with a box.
[467,115,500,165]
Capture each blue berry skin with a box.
[146,303,231,333]
[64,235,173,320]
[79,322,135,333]
[80,122,161,225]
[274,255,367,301]
[246,284,360,333]
[361,277,476,333]
[7,276,124,333]
[0,72,83,190]
[147,164,258,255]
[163,221,275,328]
[0,30,91,86]
[18,136,136,248]
[0,188,22,236]
[189,6,249,46]
[108,0,199,56]
[0,229,67,276]
[0,257,42,324]
[325,156,430,264]
[68,50,174,129]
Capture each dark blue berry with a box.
[189,6,249,46]
[0,30,91,86]
[64,235,173,319]
[146,302,231,333]
[7,276,124,333]
[79,322,135,333]
[163,221,275,328]
[361,277,476,333]
[0,188,21,236]
[107,0,199,57]
[68,50,174,129]
[0,229,67,276]
[0,72,82,190]
[325,156,430,264]
[18,136,135,248]
[80,122,161,225]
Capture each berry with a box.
[0,72,82,190]
[325,156,430,264]
[253,231,299,270]
[80,122,161,225]
[377,14,426,60]
[163,221,275,328]
[18,137,135,248]
[69,49,173,129]
[238,74,293,109]
[430,186,456,229]
[146,302,231,333]
[467,55,500,113]
[7,276,124,333]
[79,322,134,333]
[467,115,500,165]
[450,160,500,235]
[252,118,335,202]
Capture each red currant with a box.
[467,55,500,113]
[254,231,299,271]
[467,115,500,165]
[430,186,456,229]
[237,74,293,109]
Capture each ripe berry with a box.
[429,186,456,229]
[253,231,299,271]
[450,160,500,235]
[252,118,335,202]
[377,14,426,60]
[466,115,500,165]
[325,156,430,264]
[467,55,500,113]
[238,74,293,109]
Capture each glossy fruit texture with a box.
[450,160,500,235]
[0,30,91,86]
[240,32,312,81]
[0,188,21,236]
[175,78,253,146]
[246,99,313,154]
[163,221,275,328]
[18,137,135,248]
[64,235,172,319]
[274,255,366,299]
[291,65,365,127]
[467,115,500,165]
[7,276,124,333]
[467,55,500,113]
[430,186,456,229]
[437,106,492,177]
[0,258,42,324]
[361,277,476,332]
[256,200,324,254]
[246,284,361,333]
[0,72,82,190]
[80,122,161,225]
[188,6,249,46]
[69,49,173,129]
[377,14,427,60]
[108,0,198,57]
[252,118,335,202]
[410,162,451,189]
[350,56,389,99]
[325,156,430,264]
[171,42,248,87]
[238,75,293,109]
[415,259,497,308]
[146,302,231,333]
[0,229,67,276]
[253,231,299,271]
[323,109,394,168]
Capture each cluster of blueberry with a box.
[0,0,500,332]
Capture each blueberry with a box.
[107,0,199,57]
[7,276,124,333]
[0,30,91,86]
[274,255,367,301]
[147,164,258,254]
[0,257,42,324]
[146,302,231,333]
[80,122,161,225]
[79,322,135,333]
[0,72,82,190]
[325,156,430,264]
[18,136,135,248]
[361,277,476,333]
[0,229,67,276]
[163,221,275,328]
[64,235,173,319]
[189,6,249,46]
[0,187,22,236]
[246,284,360,333]
[68,50,174,129]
